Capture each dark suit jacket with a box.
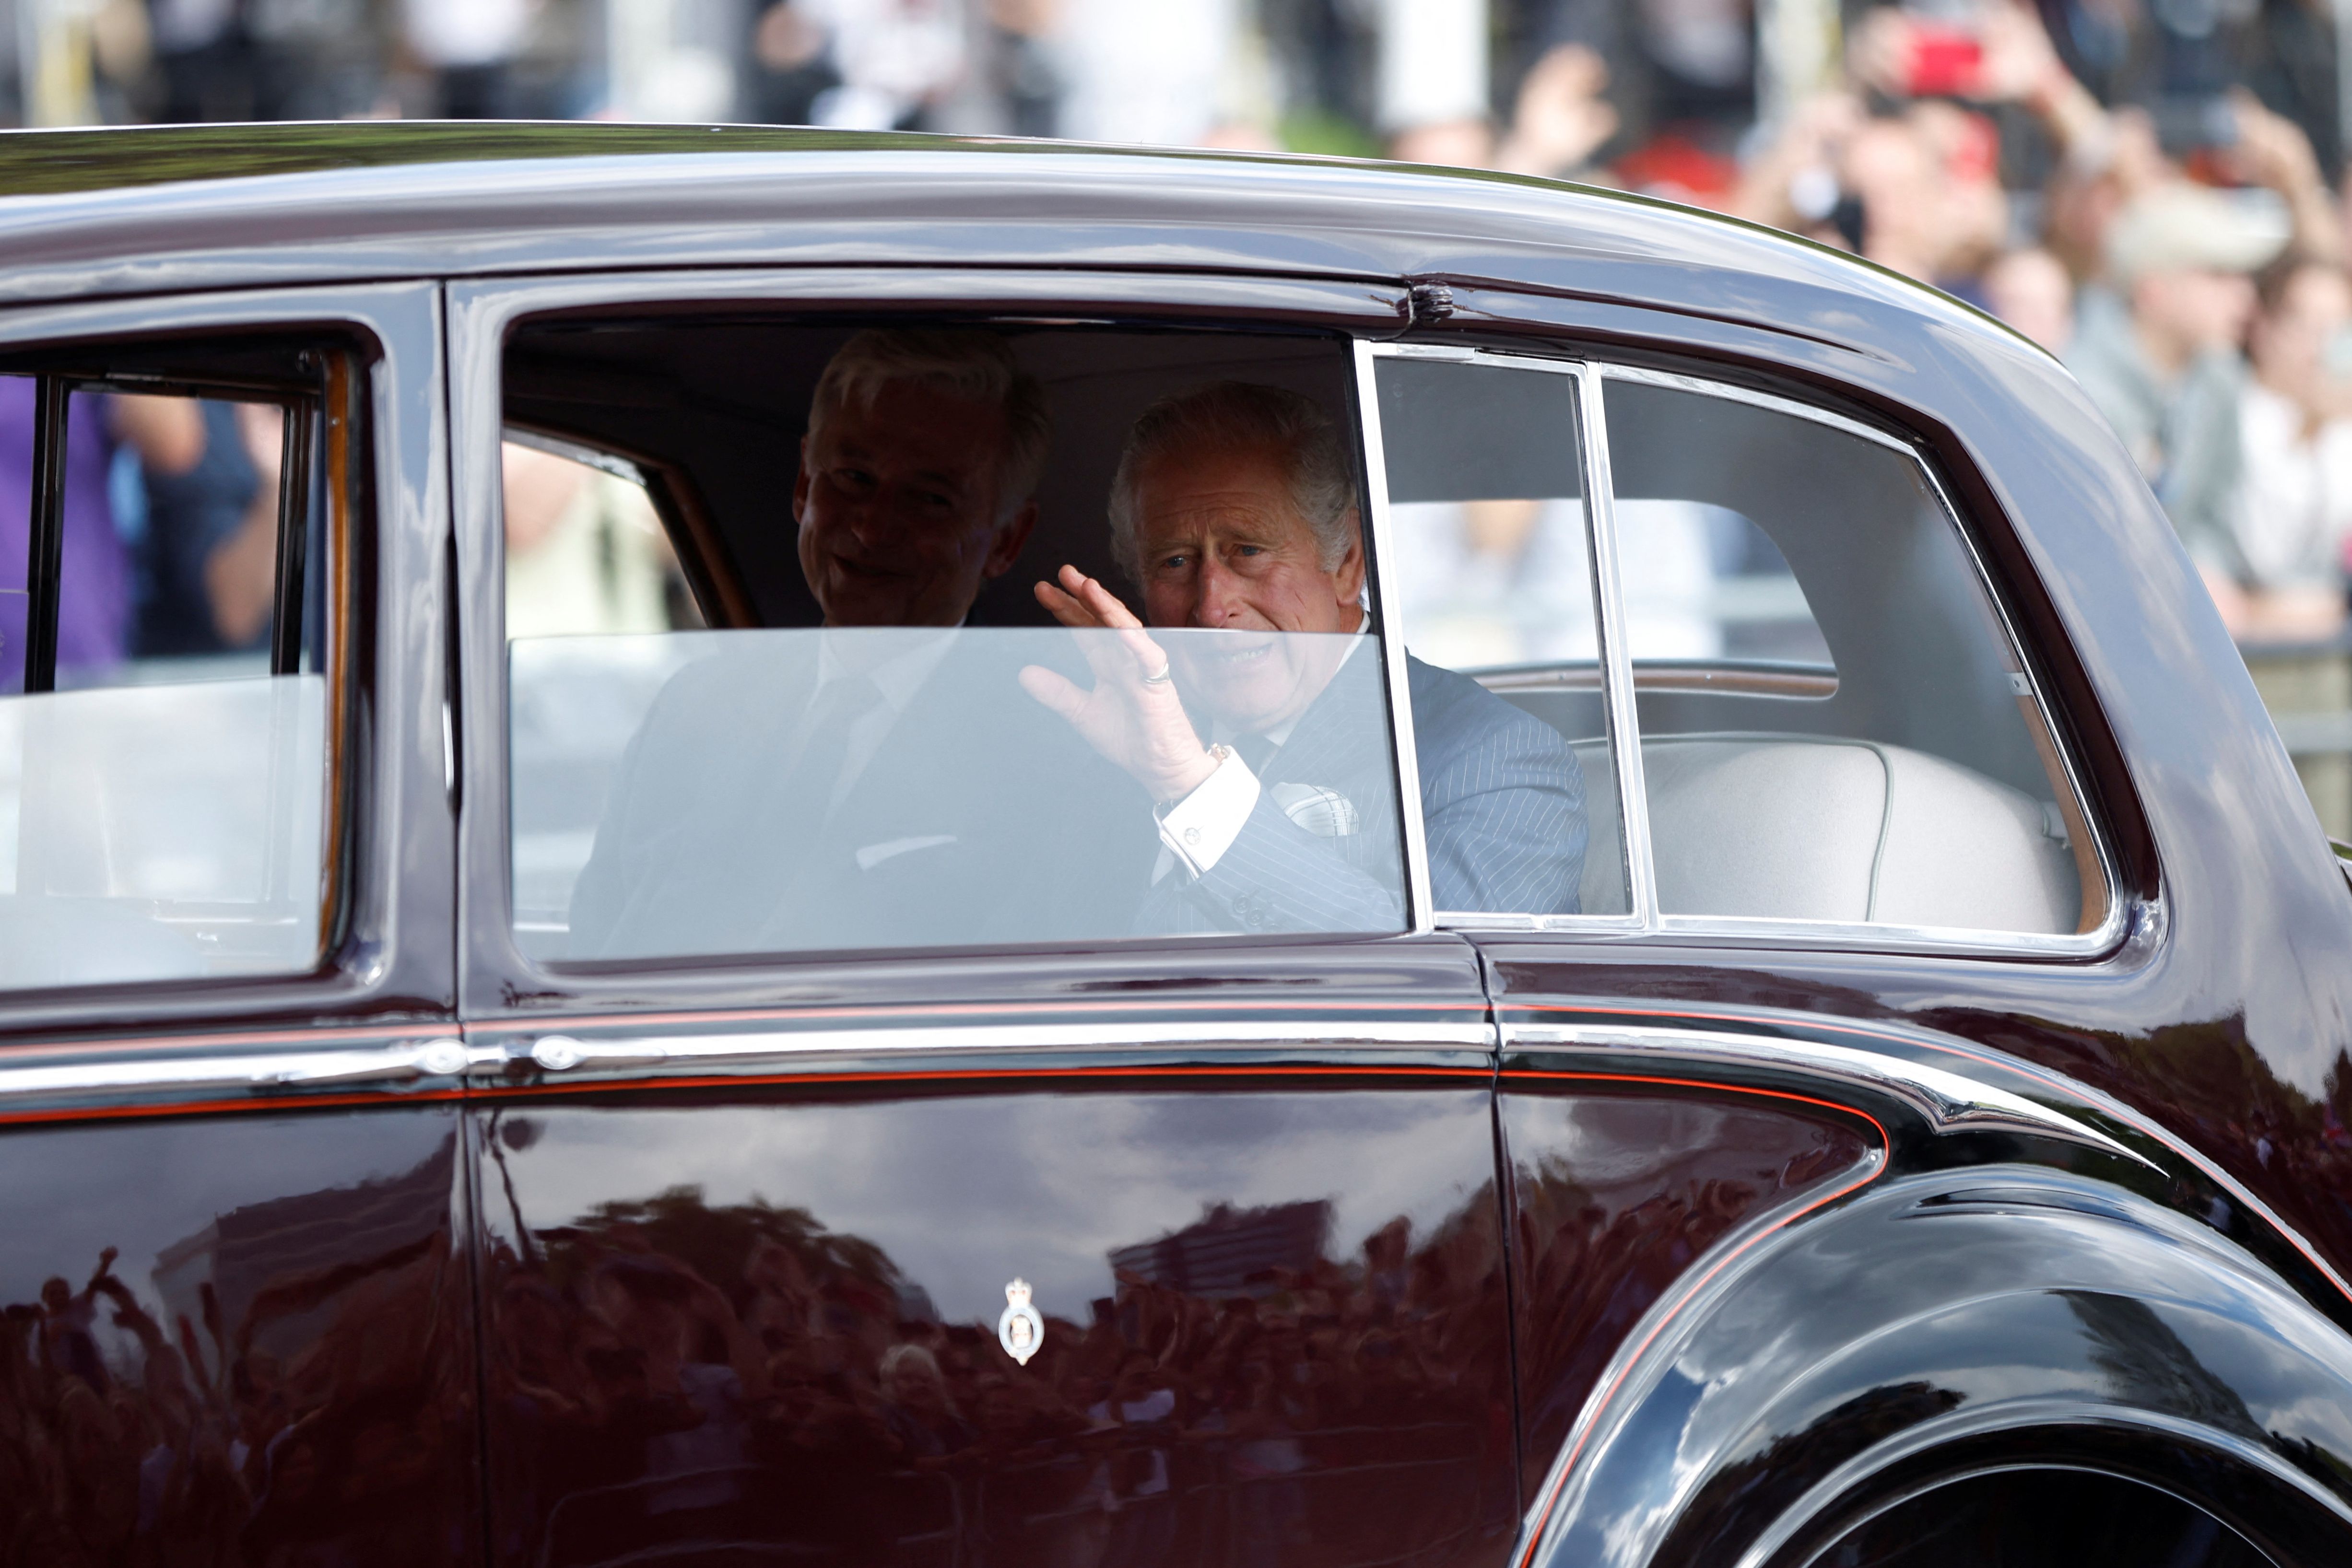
[567,637,1142,960]
[1139,651,1586,935]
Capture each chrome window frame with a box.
[1356,343,2127,960]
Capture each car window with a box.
[1373,352,1624,917]
[1601,373,2099,936]
[1611,499,1834,670]
[0,347,351,990]
[500,324,1411,964]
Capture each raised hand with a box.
[1022,565,1221,803]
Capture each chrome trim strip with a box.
[1434,909,1646,934]
[517,1018,1499,1073]
[1354,337,1436,934]
[1504,1020,2153,1168]
[1442,908,2129,955]
[1510,1003,2352,1310]
[0,1037,488,1101]
[1575,360,1658,925]
[0,1018,1497,1105]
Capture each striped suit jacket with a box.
[1138,651,1588,935]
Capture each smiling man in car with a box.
[1024,380,1588,933]
[566,328,1083,959]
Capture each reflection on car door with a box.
[471,1054,1519,1568]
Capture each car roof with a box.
[0,121,2016,357]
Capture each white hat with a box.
[2106,184,2291,284]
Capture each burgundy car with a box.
[0,122,2349,1568]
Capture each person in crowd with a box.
[1375,0,1489,167]
[502,442,681,639]
[1529,0,1756,168]
[566,328,1110,959]
[1985,246,2076,353]
[0,384,130,689]
[114,395,283,658]
[879,1342,974,1460]
[1023,381,1588,932]
[2224,259,2352,638]
[750,0,970,130]
[398,0,529,117]
[2067,183,2286,583]
[1043,0,1254,147]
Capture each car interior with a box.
[498,314,2098,947]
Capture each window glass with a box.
[1603,376,2093,935]
[502,433,701,640]
[1374,354,1621,916]
[1612,500,1834,669]
[503,326,1409,962]
[0,357,341,990]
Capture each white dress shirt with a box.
[807,626,959,811]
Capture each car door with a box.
[449,270,1525,1568]
[0,284,474,1562]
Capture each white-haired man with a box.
[1025,381,1587,932]
[569,328,1076,959]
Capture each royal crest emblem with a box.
[998,1278,1044,1366]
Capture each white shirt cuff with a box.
[1156,749,1261,877]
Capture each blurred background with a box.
[2,0,2349,833]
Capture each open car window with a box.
[500,324,1441,964]
[0,340,359,990]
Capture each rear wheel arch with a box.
[1517,1165,2352,1568]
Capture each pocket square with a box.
[856,834,957,871]
[1270,783,1358,838]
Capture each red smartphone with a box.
[1905,24,1985,98]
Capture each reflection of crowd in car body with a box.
[1,1217,470,1559]
[474,1178,1514,1564]
[567,328,1587,957]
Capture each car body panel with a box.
[474,1075,1517,1568]
[1517,1167,2352,1568]
[0,1104,480,1564]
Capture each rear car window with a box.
[1602,375,2096,936]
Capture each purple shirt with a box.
[0,382,128,682]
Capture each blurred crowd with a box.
[0,389,294,692]
[7,0,2352,640]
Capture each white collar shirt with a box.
[808,624,961,810]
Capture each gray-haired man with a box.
[792,328,1052,628]
[1026,381,1587,932]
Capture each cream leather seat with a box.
[1573,735,2078,934]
